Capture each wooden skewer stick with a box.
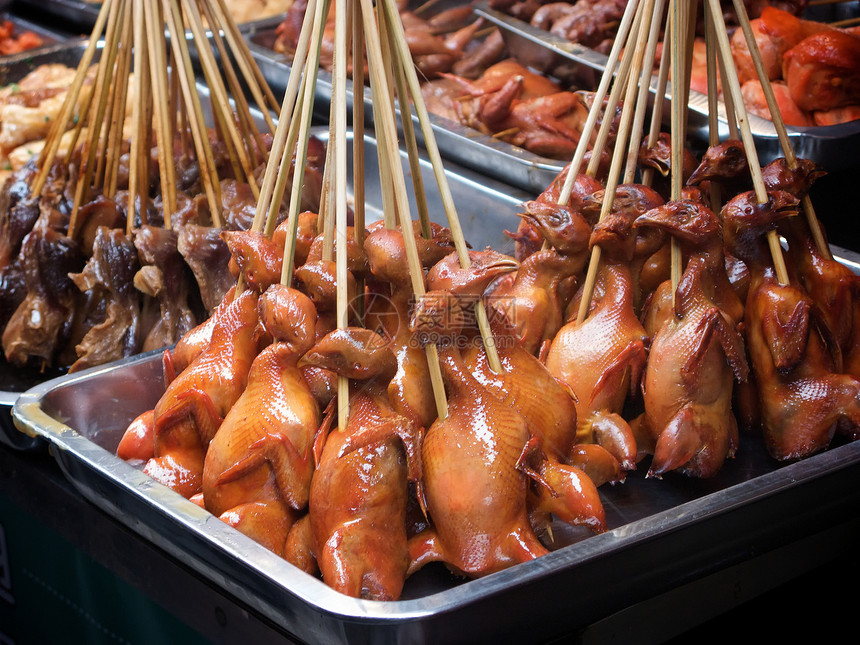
[98,0,133,198]
[184,0,259,197]
[31,0,112,197]
[68,0,125,240]
[583,3,644,179]
[164,0,223,228]
[128,0,150,233]
[251,0,320,236]
[640,8,672,189]
[378,0,502,376]
[381,5,432,239]
[279,0,332,286]
[209,0,280,131]
[668,0,690,298]
[333,0,351,431]
[364,0,448,418]
[831,16,860,27]
[198,0,268,173]
[144,0,178,227]
[625,0,667,184]
[558,0,641,204]
[576,0,655,324]
[352,0,366,248]
[703,4,723,213]
[729,0,831,260]
[705,0,789,285]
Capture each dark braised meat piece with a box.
[2,227,84,367]
[178,223,234,314]
[67,226,141,373]
[134,225,199,353]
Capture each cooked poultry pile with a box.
[731,6,860,126]
[0,0,303,375]
[273,0,597,159]
[115,125,860,600]
[0,118,325,373]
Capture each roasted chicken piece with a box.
[424,60,590,159]
[287,328,419,600]
[137,289,265,498]
[409,347,604,579]
[486,248,583,356]
[722,190,860,460]
[202,285,321,556]
[545,207,650,477]
[633,200,750,478]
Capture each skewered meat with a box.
[722,190,860,460]
[203,285,320,556]
[141,289,265,498]
[634,200,749,478]
[133,225,200,353]
[67,226,141,373]
[545,199,654,476]
[409,347,604,579]
[2,227,84,368]
[289,328,419,600]
[487,248,584,355]
[177,223,234,314]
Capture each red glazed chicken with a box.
[722,190,860,460]
[633,200,750,478]
[202,285,321,555]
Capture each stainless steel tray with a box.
[14,0,289,34]
[473,1,860,172]
[13,0,99,30]
[13,320,860,642]
[12,128,860,641]
[243,20,569,194]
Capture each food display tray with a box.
[0,10,72,52]
[12,120,860,641]
[473,1,860,172]
[12,0,100,31]
[243,19,569,195]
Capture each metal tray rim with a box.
[12,347,860,624]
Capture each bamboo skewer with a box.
[729,0,832,260]
[379,0,503,376]
[558,0,641,204]
[31,0,112,197]
[668,0,690,298]
[361,0,448,419]
[333,0,351,431]
[279,0,331,286]
[704,0,790,286]
[252,0,320,237]
[575,0,655,324]
[625,0,667,184]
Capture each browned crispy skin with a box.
[142,289,264,498]
[202,287,320,556]
[546,262,646,476]
[634,200,749,478]
[723,190,860,460]
[409,348,604,578]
